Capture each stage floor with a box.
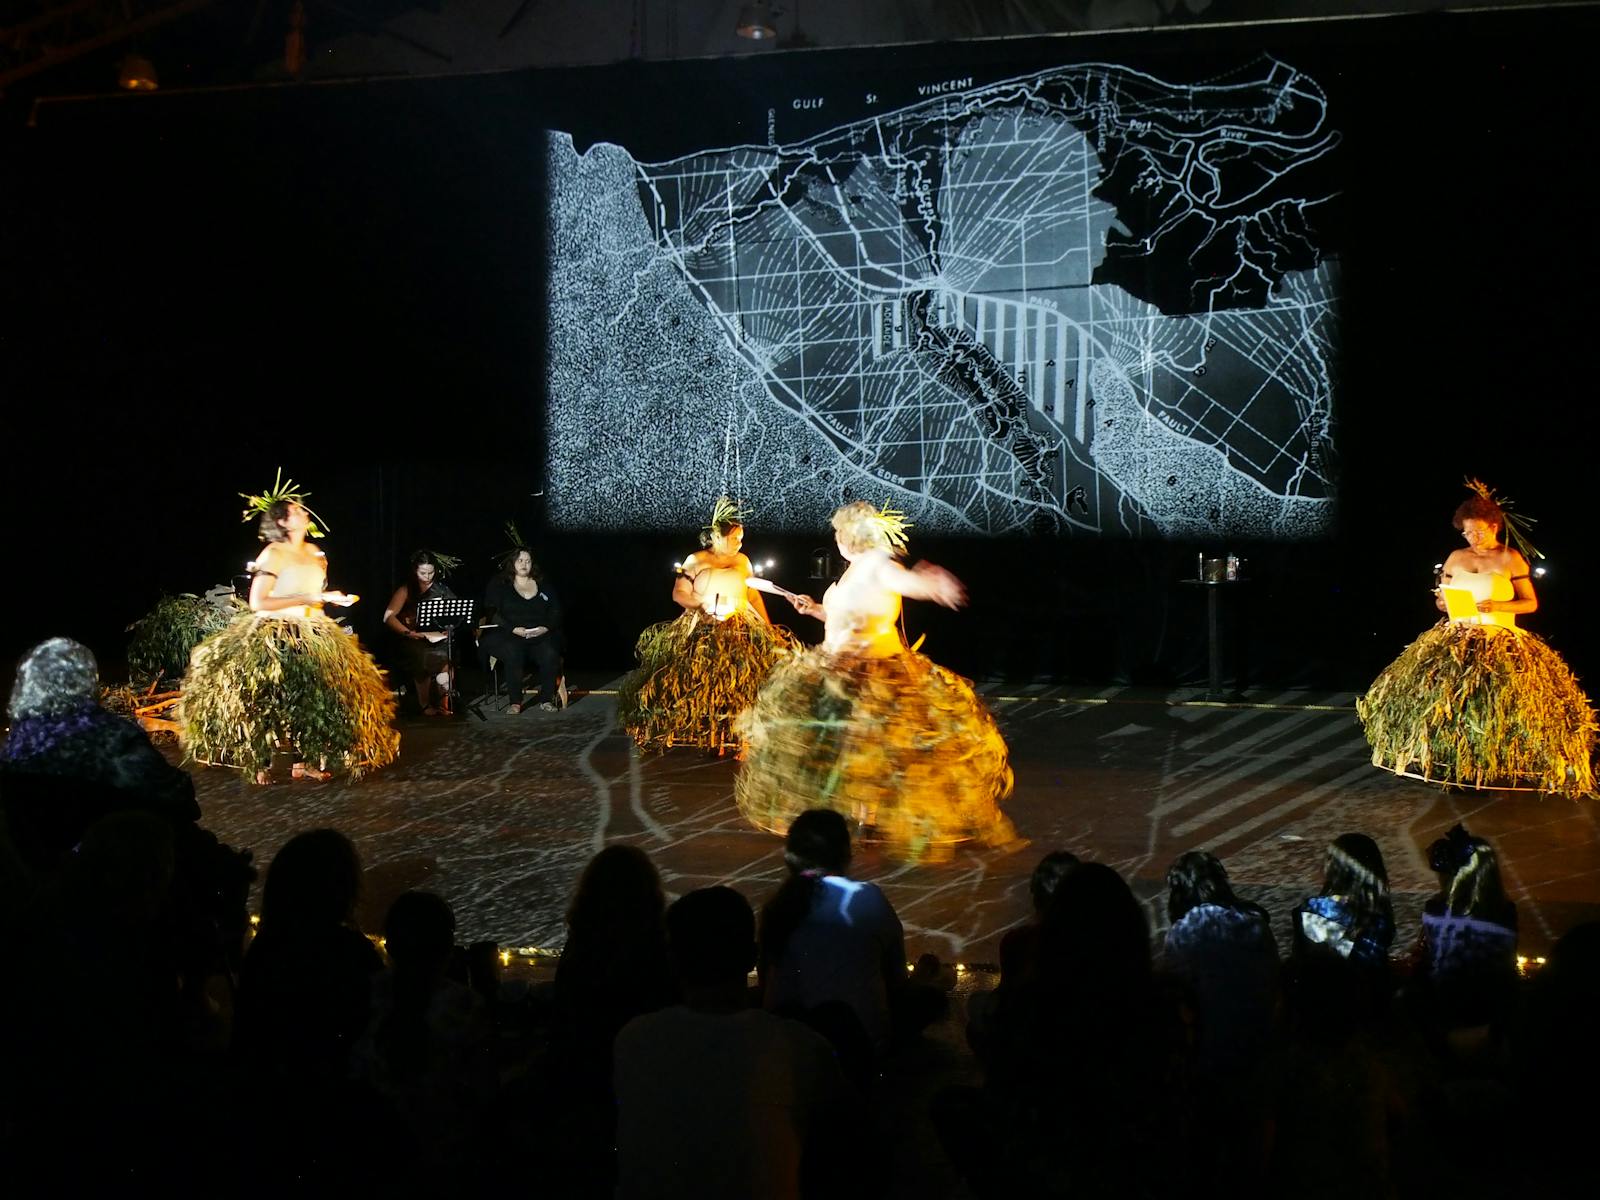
[191,678,1600,963]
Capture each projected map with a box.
[546,57,1340,537]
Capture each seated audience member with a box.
[1292,832,1395,972]
[2,637,199,852]
[1411,824,1518,1029]
[233,829,391,1187]
[957,862,1189,1198]
[966,849,1077,1065]
[480,548,563,713]
[1,636,253,987]
[234,829,383,1077]
[1272,836,1403,1197]
[999,848,1079,985]
[1162,849,1281,1187]
[352,891,494,1183]
[613,886,854,1200]
[759,809,912,1059]
[383,551,458,716]
[545,844,678,1186]
[1163,849,1280,1069]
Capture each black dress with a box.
[392,581,458,682]
[480,578,563,707]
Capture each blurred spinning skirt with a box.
[179,611,400,778]
[1357,621,1595,797]
[617,609,798,753]
[735,648,1017,860]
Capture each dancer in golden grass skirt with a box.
[1358,479,1595,797]
[618,497,802,754]
[736,501,1018,861]
[179,472,399,782]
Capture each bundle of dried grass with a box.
[617,610,797,754]
[126,592,246,685]
[735,648,1017,861]
[1358,622,1596,797]
[178,612,399,778]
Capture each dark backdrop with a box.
[2,6,1595,693]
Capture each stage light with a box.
[736,2,779,39]
[1534,565,1548,578]
[117,52,158,91]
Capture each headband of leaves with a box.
[869,503,912,554]
[1464,477,1542,560]
[418,550,462,578]
[493,521,532,569]
[702,494,745,541]
[240,468,329,538]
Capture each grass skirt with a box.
[734,648,1017,860]
[1357,621,1596,797]
[617,610,798,753]
[178,612,400,778]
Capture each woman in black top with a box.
[383,551,457,716]
[480,549,562,713]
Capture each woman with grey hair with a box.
[3,637,199,853]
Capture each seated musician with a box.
[383,550,457,716]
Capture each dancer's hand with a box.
[321,590,356,607]
[791,594,824,618]
[911,562,966,609]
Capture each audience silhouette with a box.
[0,643,1587,1199]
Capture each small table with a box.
[1180,578,1247,699]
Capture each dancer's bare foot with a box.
[255,769,274,786]
[291,763,332,782]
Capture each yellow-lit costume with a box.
[180,610,400,779]
[735,647,1016,860]
[178,474,399,779]
[735,507,1015,860]
[618,562,799,754]
[1358,569,1596,797]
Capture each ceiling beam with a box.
[0,0,219,90]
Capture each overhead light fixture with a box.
[736,2,779,40]
[117,52,158,91]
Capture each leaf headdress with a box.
[869,504,912,554]
[240,468,329,538]
[495,522,531,571]
[420,550,462,578]
[1464,477,1542,561]
[701,495,745,546]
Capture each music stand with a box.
[416,596,481,720]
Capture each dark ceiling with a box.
[1,0,1578,116]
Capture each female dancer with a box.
[1358,480,1594,796]
[736,501,1017,860]
[179,474,399,782]
[617,496,799,753]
